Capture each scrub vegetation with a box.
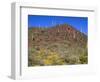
[28,24,88,66]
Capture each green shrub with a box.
[64,56,79,64]
[79,48,88,64]
[28,48,66,66]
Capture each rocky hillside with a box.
[28,24,88,66]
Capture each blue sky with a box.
[28,15,88,35]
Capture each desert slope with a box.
[28,24,88,66]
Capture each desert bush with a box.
[64,56,79,64]
[28,48,66,66]
[79,48,88,64]
[79,55,87,64]
[43,51,65,65]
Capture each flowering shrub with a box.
[29,48,65,66]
